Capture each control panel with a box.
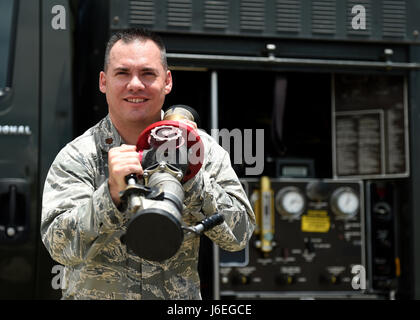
[366,181,400,293]
[218,178,368,299]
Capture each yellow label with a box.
[301,210,330,233]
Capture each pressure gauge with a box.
[330,187,359,219]
[276,186,305,218]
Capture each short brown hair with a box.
[104,28,168,72]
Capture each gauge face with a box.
[331,187,359,218]
[337,191,359,214]
[283,192,305,214]
[276,187,305,217]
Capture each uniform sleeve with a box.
[40,144,129,266]
[183,140,256,252]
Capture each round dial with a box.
[276,187,305,218]
[331,187,359,218]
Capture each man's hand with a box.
[108,144,143,206]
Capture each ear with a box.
[164,70,173,95]
[99,71,107,93]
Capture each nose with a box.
[127,75,145,92]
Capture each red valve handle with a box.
[136,120,204,182]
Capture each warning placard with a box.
[301,210,330,233]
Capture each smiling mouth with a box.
[124,98,148,103]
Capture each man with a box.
[41,28,255,299]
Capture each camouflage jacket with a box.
[41,114,255,300]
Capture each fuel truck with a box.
[1,0,420,300]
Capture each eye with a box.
[144,71,156,77]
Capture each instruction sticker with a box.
[301,210,330,233]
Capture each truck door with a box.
[0,0,39,299]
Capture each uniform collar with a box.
[95,111,165,152]
[95,114,125,152]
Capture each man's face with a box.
[99,39,172,127]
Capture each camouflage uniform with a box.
[41,114,255,299]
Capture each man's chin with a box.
[127,110,161,124]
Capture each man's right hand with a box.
[108,144,143,206]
